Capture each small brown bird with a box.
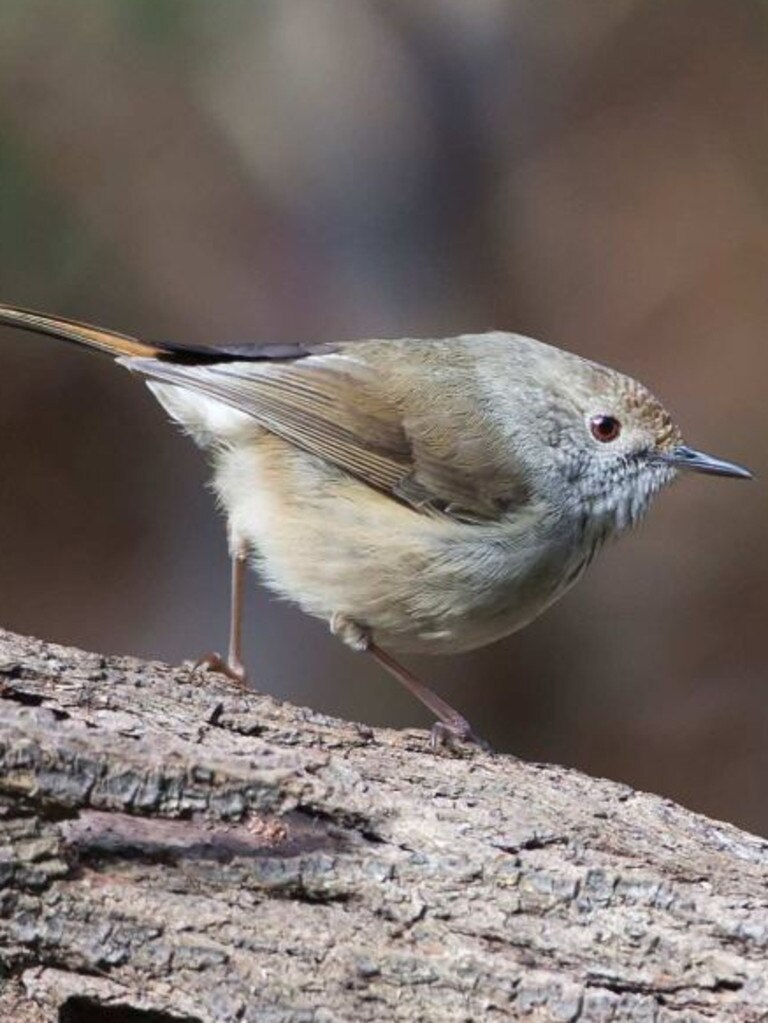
[0,304,752,746]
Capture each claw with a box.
[429,720,493,754]
[191,651,249,690]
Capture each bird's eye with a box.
[590,414,622,443]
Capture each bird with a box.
[0,303,752,747]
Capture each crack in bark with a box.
[59,995,203,1023]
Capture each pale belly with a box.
[214,436,591,655]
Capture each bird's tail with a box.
[0,302,312,365]
[0,303,163,359]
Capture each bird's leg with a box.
[368,644,486,750]
[195,547,249,688]
[330,614,486,750]
[226,547,247,678]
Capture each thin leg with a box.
[195,549,249,688]
[227,550,247,677]
[367,642,488,751]
[330,613,484,749]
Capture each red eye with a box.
[590,414,621,443]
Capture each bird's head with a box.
[515,341,753,536]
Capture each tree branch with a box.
[0,628,765,1022]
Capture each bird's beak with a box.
[661,444,754,480]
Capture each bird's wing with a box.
[123,346,528,522]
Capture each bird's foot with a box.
[191,651,249,690]
[429,717,493,754]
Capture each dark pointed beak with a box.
[661,445,754,480]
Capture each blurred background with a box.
[0,0,765,833]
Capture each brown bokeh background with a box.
[0,1,765,833]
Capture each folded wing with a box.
[124,348,528,522]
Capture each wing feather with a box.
[123,340,529,521]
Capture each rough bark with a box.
[0,629,765,1023]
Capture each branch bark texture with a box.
[0,629,765,1022]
